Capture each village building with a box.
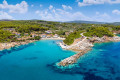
[45,30,52,34]
[24,33,29,36]
[46,34,53,38]
[3,28,15,32]
[40,34,47,38]
[12,32,21,38]
[53,34,59,38]
[31,34,36,38]
[31,33,39,38]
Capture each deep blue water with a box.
[0,40,120,80]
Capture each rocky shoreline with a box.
[0,40,36,51]
[58,48,91,66]
[58,35,120,66]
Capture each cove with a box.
[0,40,120,80]
[0,40,78,80]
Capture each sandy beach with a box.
[41,37,65,40]
[0,37,65,51]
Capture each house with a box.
[70,30,74,33]
[13,32,21,38]
[53,34,59,38]
[40,34,47,38]
[3,28,15,32]
[24,33,29,36]
[46,34,53,38]
[45,30,52,34]
[31,33,38,38]
[31,34,35,38]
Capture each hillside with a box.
[66,20,106,24]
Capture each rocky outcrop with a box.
[58,35,120,66]
[89,36,120,43]
[58,48,91,66]
[58,36,93,66]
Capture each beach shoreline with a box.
[1,35,120,67]
[0,37,65,51]
[41,37,65,40]
[0,40,36,51]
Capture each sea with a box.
[0,40,120,80]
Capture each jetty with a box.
[58,48,91,66]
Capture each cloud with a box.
[40,4,43,7]
[35,4,113,22]
[31,4,34,7]
[35,6,112,22]
[0,11,13,19]
[76,0,79,2]
[0,0,28,13]
[92,12,111,22]
[49,5,53,10]
[78,0,120,7]
[78,2,91,7]
[35,7,90,21]
[96,12,100,15]
[112,9,120,15]
[62,5,72,10]
[35,10,40,14]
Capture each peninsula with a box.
[57,27,120,66]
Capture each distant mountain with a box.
[109,22,120,25]
[67,20,107,24]
[0,19,120,25]
[0,19,13,21]
[30,19,40,21]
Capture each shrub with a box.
[84,27,114,37]
[34,36,41,40]
[0,30,16,42]
[63,31,81,45]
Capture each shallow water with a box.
[0,40,120,80]
[116,34,120,37]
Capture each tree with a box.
[63,31,81,45]
[84,27,114,37]
[34,36,41,40]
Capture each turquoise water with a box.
[0,40,120,80]
[116,34,120,37]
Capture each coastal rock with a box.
[58,36,93,66]
[58,35,120,66]
[58,48,91,66]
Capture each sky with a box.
[0,0,120,22]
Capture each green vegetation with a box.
[63,31,82,45]
[34,36,41,40]
[84,27,114,37]
[0,20,120,43]
[17,26,48,33]
[27,36,41,40]
[0,30,16,42]
[56,30,65,36]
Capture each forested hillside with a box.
[0,20,120,43]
